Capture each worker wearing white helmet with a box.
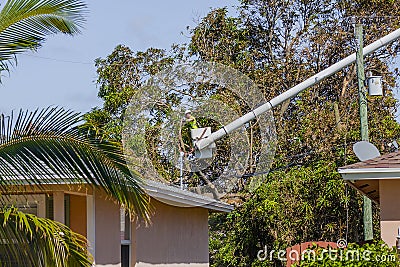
[184,110,198,129]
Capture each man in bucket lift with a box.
[184,110,198,130]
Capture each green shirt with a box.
[186,115,198,129]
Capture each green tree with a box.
[83,45,176,142]
[85,46,258,192]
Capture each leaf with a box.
[0,0,87,72]
[0,207,93,266]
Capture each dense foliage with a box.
[209,162,353,266]
[83,45,177,142]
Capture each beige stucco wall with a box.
[379,179,400,247]
[4,185,213,267]
[133,198,210,267]
[92,192,211,267]
[95,192,122,267]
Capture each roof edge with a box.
[142,182,234,213]
[339,167,400,174]
[339,168,400,181]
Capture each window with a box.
[0,194,46,217]
[45,194,70,226]
[120,209,131,267]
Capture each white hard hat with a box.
[185,110,191,114]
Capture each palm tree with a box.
[0,207,92,266]
[0,0,86,73]
[0,0,150,266]
[0,107,150,266]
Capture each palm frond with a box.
[0,107,151,221]
[0,207,92,267]
[0,0,87,71]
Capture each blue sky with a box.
[0,0,238,115]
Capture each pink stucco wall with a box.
[379,179,400,247]
[7,185,213,266]
[93,192,210,267]
[133,198,210,267]
[95,192,121,266]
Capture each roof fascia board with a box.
[143,183,234,213]
[340,170,400,181]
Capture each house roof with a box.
[338,150,400,204]
[1,163,234,213]
[142,180,234,213]
[5,178,234,212]
[339,150,400,170]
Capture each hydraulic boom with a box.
[195,27,400,151]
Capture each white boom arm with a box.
[195,27,400,151]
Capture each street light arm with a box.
[195,27,400,151]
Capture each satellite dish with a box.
[353,141,381,161]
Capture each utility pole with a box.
[355,23,373,241]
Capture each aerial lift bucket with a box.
[191,127,216,159]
